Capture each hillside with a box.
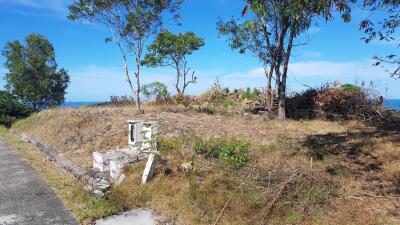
[10,104,400,224]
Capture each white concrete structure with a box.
[93,152,117,172]
[95,209,158,225]
[141,153,156,184]
[91,120,159,186]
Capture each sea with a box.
[384,99,400,111]
[61,100,400,111]
[61,102,99,108]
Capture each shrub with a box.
[241,87,261,100]
[194,138,251,167]
[0,91,33,127]
[142,82,169,102]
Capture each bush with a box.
[142,82,169,103]
[194,138,251,167]
[0,91,33,127]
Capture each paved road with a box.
[0,139,79,225]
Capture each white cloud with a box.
[0,0,68,14]
[307,26,321,34]
[241,60,388,78]
[300,51,321,58]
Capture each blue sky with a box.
[0,0,399,101]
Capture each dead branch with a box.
[261,169,301,224]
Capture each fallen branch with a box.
[261,169,301,224]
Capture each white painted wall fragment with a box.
[142,153,157,184]
[93,152,116,172]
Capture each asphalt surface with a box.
[0,139,79,225]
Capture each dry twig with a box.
[261,169,301,224]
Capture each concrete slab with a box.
[95,209,157,225]
[0,139,79,225]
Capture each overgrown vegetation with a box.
[194,138,251,167]
[286,82,383,121]
[5,104,400,225]
[142,81,170,103]
[0,91,32,127]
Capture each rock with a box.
[180,161,193,174]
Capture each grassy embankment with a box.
[2,104,400,225]
[0,126,126,224]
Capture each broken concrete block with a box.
[92,152,116,172]
[109,159,124,182]
[109,155,137,183]
[85,175,112,197]
[142,153,156,184]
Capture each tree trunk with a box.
[265,64,274,119]
[175,63,182,95]
[135,55,142,114]
[122,56,136,104]
[278,28,295,121]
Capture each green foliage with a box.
[2,34,70,110]
[143,31,204,68]
[194,138,251,167]
[142,82,169,100]
[0,91,33,127]
[241,87,261,100]
[340,83,362,93]
[158,136,183,154]
[143,30,204,95]
[69,0,183,41]
[69,0,184,113]
[360,0,399,78]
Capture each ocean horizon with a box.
[385,99,400,111]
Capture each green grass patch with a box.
[194,137,251,167]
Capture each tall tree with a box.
[68,0,183,114]
[143,30,204,95]
[2,34,70,110]
[220,0,353,120]
[360,0,400,77]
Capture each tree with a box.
[0,91,32,127]
[142,81,169,101]
[359,0,400,78]
[2,34,70,110]
[219,0,353,120]
[143,30,204,96]
[68,0,183,113]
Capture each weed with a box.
[194,138,250,167]
[158,136,183,154]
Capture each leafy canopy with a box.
[218,0,354,66]
[142,30,204,67]
[142,81,169,100]
[68,0,184,54]
[0,91,33,127]
[2,34,70,110]
[359,0,400,77]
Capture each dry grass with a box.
[12,105,346,168]
[8,105,400,225]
